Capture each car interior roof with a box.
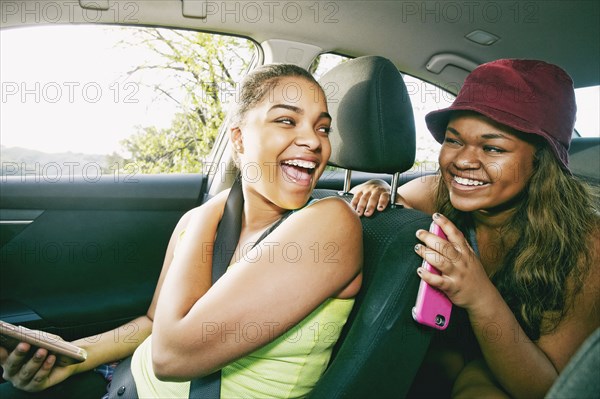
[2,1,599,92]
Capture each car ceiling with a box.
[2,0,598,92]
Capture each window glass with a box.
[0,25,255,177]
[574,86,600,137]
[309,53,348,80]
[402,75,453,166]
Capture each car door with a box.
[0,174,204,340]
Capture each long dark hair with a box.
[435,143,599,340]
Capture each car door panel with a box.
[0,174,205,340]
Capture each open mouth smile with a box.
[452,175,489,187]
[280,159,318,186]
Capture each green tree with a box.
[119,28,253,173]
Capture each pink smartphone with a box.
[0,320,87,366]
[412,222,453,330]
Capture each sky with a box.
[1,25,598,157]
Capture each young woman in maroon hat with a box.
[351,59,600,398]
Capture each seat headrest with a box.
[319,56,416,174]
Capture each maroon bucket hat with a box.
[425,59,576,170]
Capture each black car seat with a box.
[308,56,433,398]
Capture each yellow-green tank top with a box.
[131,296,354,398]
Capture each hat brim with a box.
[425,104,570,170]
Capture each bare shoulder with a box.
[302,196,362,229]
[179,189,230,226]
[309,195,361,213]
[279,196,362,255]
[290,196,363,297]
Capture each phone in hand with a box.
[412,222,453,330]
[0,320,87,366]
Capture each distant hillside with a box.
[0,146,118,177]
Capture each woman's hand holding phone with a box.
[0,320,87,366]
[412,220,453,329]
[413,214,497,317]
[0,320,86,392]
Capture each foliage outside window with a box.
[1,26,255,176]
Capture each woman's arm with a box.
[469,229,600,398]
[416,215,600,399]
[452,359,510,399]
[350,174,439,216]
[151,196,363,381]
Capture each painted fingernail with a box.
[417,267,423,276]
[414,244,421,251]
[433,213,441,219]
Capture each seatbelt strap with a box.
[189,178,293,398]
[211,178,245,284]
[188,179,242,398]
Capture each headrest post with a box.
[342,169,353,195]
[390,172,402,209]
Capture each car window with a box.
[574,86,600,137]
[309,53,349,80]
[1,25,256,178]
[402,74,452,167]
